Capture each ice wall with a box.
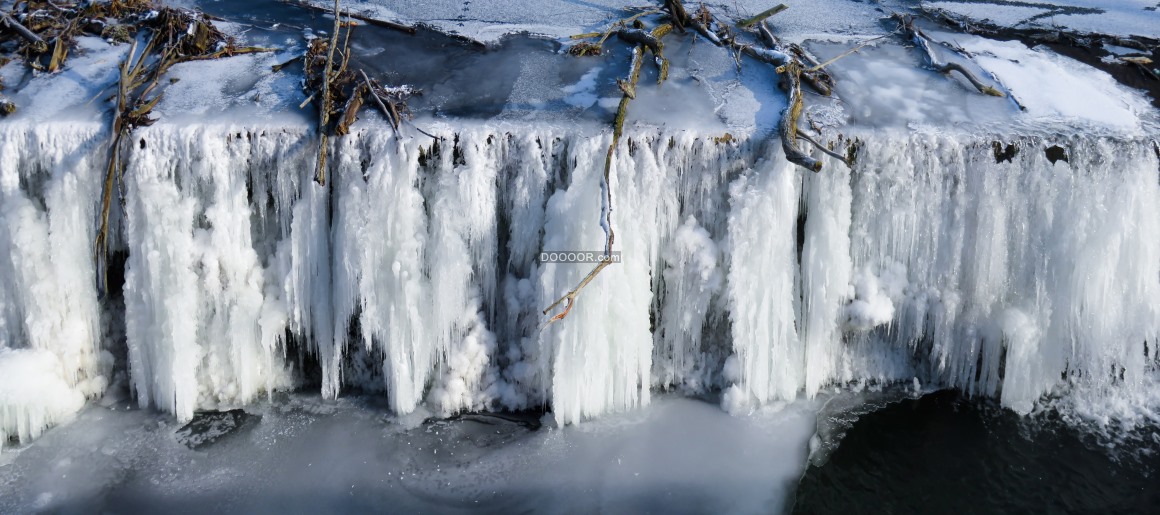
[1,121,1158,442]
[0,125,109,445]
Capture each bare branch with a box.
[736,4,787,29]
[895,14,1006,97]
[1,12,47,52]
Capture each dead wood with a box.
[313,0,343,186]
[736,4,787,29]
[895,14,1005,97]
[1,11,48,52]
[545,22,672,326]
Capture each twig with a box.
[796,131,852,167]
[896,14,1005,97]
[181,46,278,61]
[540,258,616,325]
[406,119,438,140]
[806,34,887,72]
[544,24,671,326]
[736,4,787,29]
[360,69,398,134]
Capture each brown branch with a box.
[736,4,787,29]
[360,69,398,134]
[540,258,615,325]
[314,0,343,186]
[568,9,661,55]
[94,39,136,274]
[544,25,671,325]
[777,61,822,172]
[334,82,366,136]
[616,27,661,54]
[796,131,851,167]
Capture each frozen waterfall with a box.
[1,120,1158,443]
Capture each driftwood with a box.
[568,9,660,56]
[736,4,787,29]
[313,0,343,185]
[895,14,1005,97]
[360,69,399,134]
[1,12,48,52]
[546,22,672,326]
[777,61,821,172]
[288,1,417,181]
[546,0,875,324]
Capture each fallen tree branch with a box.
[88,4,290,289]
[546,22,672,326]
[1,11,47,52]
[895,14,1005,97]
[796,130,851,166]
[777,60,821,172]
[541,258,615,325]
[755,20,836,96]
[360,69,398,134]
[181,46,278,62]
[314,0,343,185]
[736,4,787,29]
[568,8,661,56]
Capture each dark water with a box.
[197,0,614,120]
[793,390,1160,514]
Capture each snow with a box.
[926,31,1155,131]
[0,349,90,447]
[925,0,1160,39]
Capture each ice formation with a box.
[1,117,1158,442]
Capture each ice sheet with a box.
[0,395,820,514]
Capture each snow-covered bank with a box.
[1,118,1158,444]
